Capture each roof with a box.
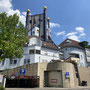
[42,41,58,50]
[27,36,58,50]
[58,38,83,49]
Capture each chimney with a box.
[43,6,47,42]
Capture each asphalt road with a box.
[6,87,90,90]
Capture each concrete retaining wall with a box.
[78,66,90,86]
[1,62,78,88]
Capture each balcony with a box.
[66,57,80,63]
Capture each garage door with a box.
[49,71,62,87]
[5,76,39,88]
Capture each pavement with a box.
[6,87,90,90]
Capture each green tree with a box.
[79,41,89,48]
[0,12,28,61]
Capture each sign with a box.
[0,75,3,83]
[65,72,69,77]
[14,73,17,76]
[20,68,26,75]
[11,76,15,79]
[11,73,14,76]
[51,79,58,83]
[15,76,35,79]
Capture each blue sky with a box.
[0,0,90,45]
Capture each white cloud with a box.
[65,32,79,41]
[0,0,12,13]
[0,0,59,27]
[75,27,86,38]
[0,0,26,26]
[80,33,86,37]
[75,27,84,33]
[66,32,77,37]
[56,31,65,36]
[50,22,60,28]
[22,12,26,16]
[68,35,80,42]
[65,27,86,41]
[55,26,86,42]
[19,15,26,26]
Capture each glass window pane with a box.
[29,50,34,54]
[14,60,17,64]
[36,50,40,54]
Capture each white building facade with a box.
[59,39,88,67]
[85,48,90,66]
[0,7,60,71]
[0,37,59,70]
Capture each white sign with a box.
[51,79,58,83]
[11,76,15,79]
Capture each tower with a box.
[26,6,52,42]
[43,6,47,41]
[47,17,51,40]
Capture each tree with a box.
[0,12,28,61]
[79,41,89,48]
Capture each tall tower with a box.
[26,6,52,42]
[43,6,47,42]
[47,17,51,39]
[26,9,30,29]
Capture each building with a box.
[1,7,90,88]
[1,59,90,88]
[58,38,88,67]
[1,61,79,88]
[84,47,90,66]
[0,7,59,71]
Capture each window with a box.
[30,20,32,23]
[38,24,40,27]
[36,50,40,54]
[24,59,26,64]
[70,53,79,58]
[24,59,30,64]
[81,55,83,59]
[2,60,4,65]
[27,59,30,64]
[65,40,72,44]
[33,31,35,33]
[29,50,35,54]
[29,50,40,54]
[37,29,39,33]
[13,60,17,64]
